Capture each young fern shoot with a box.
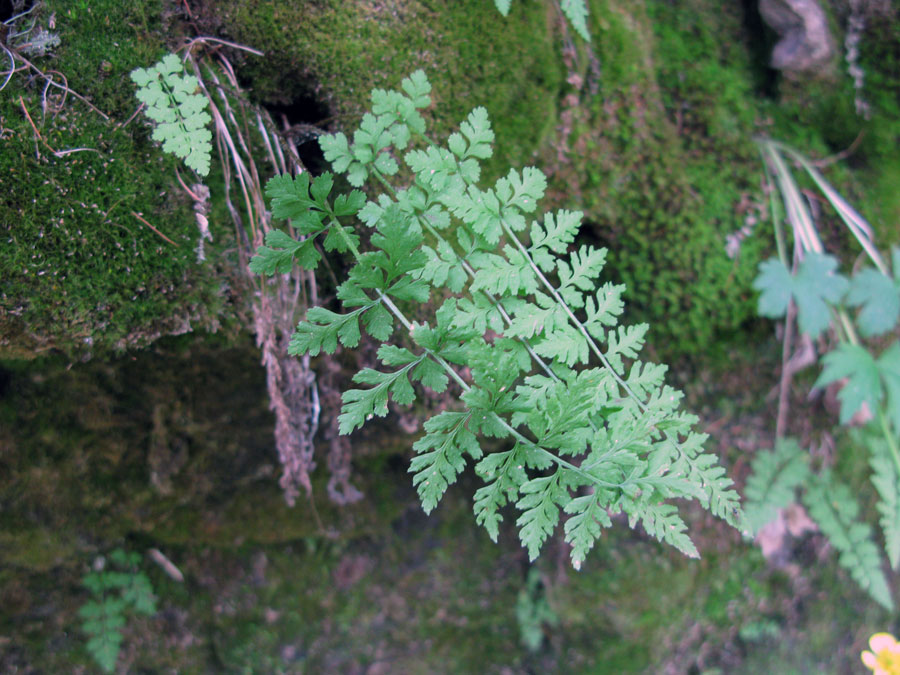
[252,71,742,568]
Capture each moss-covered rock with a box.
[0,0,229,360]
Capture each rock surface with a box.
[759,0,835,71]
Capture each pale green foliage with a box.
[815,342,900,431]
[79,549,157,673]
[803,472,893,611]
[743,438,809,536]
[753,253,849,339]
[855,430,900,570]
[750,139,900,612]
[253,71,741,568]
[131,53,213,176]
[845,248,900,336]
[493,0,590,42]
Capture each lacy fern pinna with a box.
[251,71,742,567]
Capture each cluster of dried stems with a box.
[184,41,361,507]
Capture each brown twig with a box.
[18,95,55,156]
[130,211,178,246]
[11,47,109,120]
[115,102,145,131]
[809,130,866,168]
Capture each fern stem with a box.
[498,218,647,412]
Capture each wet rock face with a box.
[759,0,835,72]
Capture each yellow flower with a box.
[862,633,900,675]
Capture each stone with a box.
[759,0,835,72]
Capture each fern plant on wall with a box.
[251,71,742,567]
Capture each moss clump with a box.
[558,0,766,359]
[0,0,224,359]
[210,0,565,181]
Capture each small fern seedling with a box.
[252,71,742,568]
[131,53,213,176]
[78,549,157,673]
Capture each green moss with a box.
[212,0,565,181]
[559,0,766,359]
[0,0,224,359]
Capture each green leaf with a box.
[248,229,320,275]
[803,472,893,611]
[362,303,394,341]
[415,241,467,293]
[334,190,367,218]
[560,0,591,41]
[516,470,566,561]
[564,492,612,569]
[458,107,494,160]
[604,324,649,374]
[528,209,582,272]
[289,307,364,356]
[132,54,212,176]
[474,444,530,541]
[533,324,588,367]
[814,343,881,425]
[310,172,334,206]
[557,245,607,309]
[753,254,849,339]
[411,358,449,393]
[495,167,546,213]
[494,0,512,16]
[411,412,482,513]
[630,501,699,558]
[876,341,900,434]
[743,438,810,535]
[265,173,314,219]
[857,430,900,569]
[469,247,537,297]
[339,365,417,434]
[320,132,354,173]
[377,344,417,366]
[846,268,900,337]
[400,69,432,108]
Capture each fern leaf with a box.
[803,472,894,611]
[339,364,418,434]
[469,247,537,297]
[743,438,810,535]
[131,54,212,175]
[858,431,900,569]
[630,501,699,558]
[474,444,529,540]
[604,324,650,374]
[584,283,626,338]
[494,0,512,16]
[563,491,612,569]
[560,0,591,41]
[516,469,567,560]
[411,412,482,513]
[556,245,607,309]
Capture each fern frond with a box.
[803,472,894,611]
[257,70,741,570]
[131,54,212,176]
[743,438,810,536]
[856,430,900,570]
[629,500,699,559]
[411,412,482,513]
